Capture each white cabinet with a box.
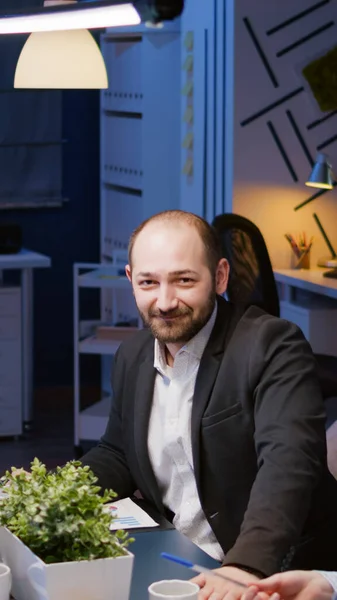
[275,269,337,357]
[0,287,22,436]
[73,263,139,452]
[280,299,337,357]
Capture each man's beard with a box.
[138,290,216,345]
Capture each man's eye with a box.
[139,280,155,287]
[179,278,193,284]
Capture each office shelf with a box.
[74,262,138,450]
[78,396,111,441]
[78,267,129,289]
[79,336,122,356]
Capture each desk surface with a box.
[0,248,51,270]
[131,529,219,600]
[274,268,337,300]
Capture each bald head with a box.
[128,210,222,277]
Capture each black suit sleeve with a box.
[80,346,137,498]
[224,316,327,574]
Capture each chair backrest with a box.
[212,213,280,317]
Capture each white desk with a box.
[0,249,51,431]
[274,268,337,301]
[274,268,337,356]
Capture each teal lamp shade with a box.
[305,152,334,189]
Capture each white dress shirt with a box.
[317,571,337,596]
[147,304,224,561]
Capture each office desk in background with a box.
[0,249,51,434]
[274,268,337,356]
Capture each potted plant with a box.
[0,458,134,600]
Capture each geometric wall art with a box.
[234,0,337,267]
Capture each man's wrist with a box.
[224,563,265,579]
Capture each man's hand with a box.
[244,570,334,600]
[192,565,261,600]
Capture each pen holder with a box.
[291,249,311,270]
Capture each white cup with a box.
[0,564,11,600]
[148,579,199,600]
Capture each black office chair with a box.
[212,213,337,400]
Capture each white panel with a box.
[0,316,20,339]
[101,35,143,113]
[0,340,20,387]
[0,408,22,436]
[0,290,20,315]
[141,31,181,218]
[102,186,142,260]
[0,385,21,409]
[102,114,142,189]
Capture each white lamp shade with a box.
[14,29,108,89]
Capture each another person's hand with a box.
[192,565,261,600]
[245,570,334,600]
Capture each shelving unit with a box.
[73,24,182,452]
[73,262,139,452]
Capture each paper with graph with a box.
[107,497,159,530]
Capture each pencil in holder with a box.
[291,248,311,270]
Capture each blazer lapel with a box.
[133,356,164,511]
[191,298,236,496]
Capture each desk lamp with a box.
[306,152,334,190]
[306,154,337,279]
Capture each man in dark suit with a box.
[81,210,337,599]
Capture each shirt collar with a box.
[154,302,218,373]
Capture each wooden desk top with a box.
[274,268,337,300]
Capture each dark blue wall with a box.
[1,90,100,386]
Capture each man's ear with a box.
[215,258,230,295]
[125,264,132,282]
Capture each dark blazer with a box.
[81,296,337,575]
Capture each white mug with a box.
[148,579,199,600]
[0,564,11,600]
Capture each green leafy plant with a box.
[0,458,133,564]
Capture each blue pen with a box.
[161,553,248,588]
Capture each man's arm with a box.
[80,346,137,498]
[225,315,327,574]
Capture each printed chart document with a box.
[107,497,159,530]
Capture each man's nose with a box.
[156,285,178,312]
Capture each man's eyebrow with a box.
[136,270,199,278]
[169,270,199,276]
[136,272,155,278]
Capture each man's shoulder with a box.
[220,298,305,346]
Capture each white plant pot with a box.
[0,527,134,600]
